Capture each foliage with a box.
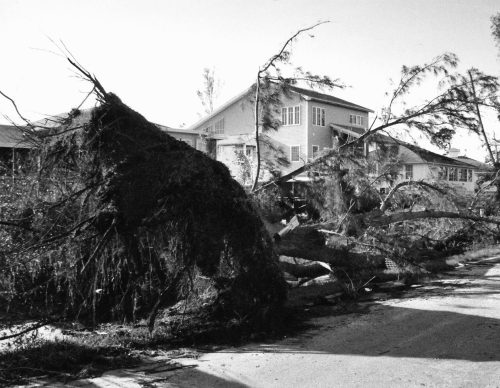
[196,67,221,116]
[492,12,500,54]
[251,184,288,223]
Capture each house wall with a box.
[190,90,371,180]
[268,93,308,171]
[307,100,369,159]
[163,129,199,149]
[397,163,477,192]
[191,99,255,138]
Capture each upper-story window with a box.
[312,106,326,126]
[281,106,300,125]
[214,118,224,134]
[349,114,365,126]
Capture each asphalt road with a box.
[58,256,500,388]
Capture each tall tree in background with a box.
[197,67,221,116]
[492,12,500,54]
[251,21,343,191]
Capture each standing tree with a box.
[251,21,343,190]
[196,67,221,116]
[492,12,500,54]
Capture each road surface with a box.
[52,256,500,387]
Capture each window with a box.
[281,106,300,125]
[312,106,326,126]
[214,118,224,134]
[349,114,365,126]
[290,145,300,162]
[312,145,319,158]
[459,168,468,182]
[404,164,413,180]
[468,169,473,182]
[245,145,256,158]
[448,167,457,181]
[439,166,448,180]
[294,106,300,124]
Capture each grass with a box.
[0,337,140,386]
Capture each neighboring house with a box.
[155,124,201,150]
[275,133,489,203]
[0,125,34,175]
[370,140,486,193]
[188,84,373,182]
[36,110,203,152]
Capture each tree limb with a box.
[380,180,448,212]
[365,210,500,227]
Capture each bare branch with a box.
[0,320,55,341]
[380,180,448,212]
[260,21,329,74]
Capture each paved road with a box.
[54,256,500,387]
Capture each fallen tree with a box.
[0,61,287,330]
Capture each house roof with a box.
[189,84,373,129]
[188,86,254,130]
[275,135,480,185]
[287,85,373,113]
[331,123,366,136]
[155,123,200,135]
[451,156,492,171]
[0,125,34,149]
[398,143,473,167]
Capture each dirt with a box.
[40,254,500,387]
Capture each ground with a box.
[29,253,500,387]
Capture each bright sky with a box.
[0,0,499,160]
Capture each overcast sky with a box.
[1,0,499,159]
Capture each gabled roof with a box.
[399,143,473,167]
[0,125,34,149]
[188,86,254,130]
[451,156,492,171]
[287,85,373,113]
[189,84,373,129]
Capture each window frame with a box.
[312,106,326,127]
[281,105,300,126]
[349,114,365,127]
[245,145,256,158]
[312,145,320,159]
[404,164,413,180]
[448,167,458,181]
[459,168,468,182]
[214,118,224,134]
[290,145,301,162]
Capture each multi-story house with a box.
[188,85,373,183]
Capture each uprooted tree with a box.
[0,60,287,332]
